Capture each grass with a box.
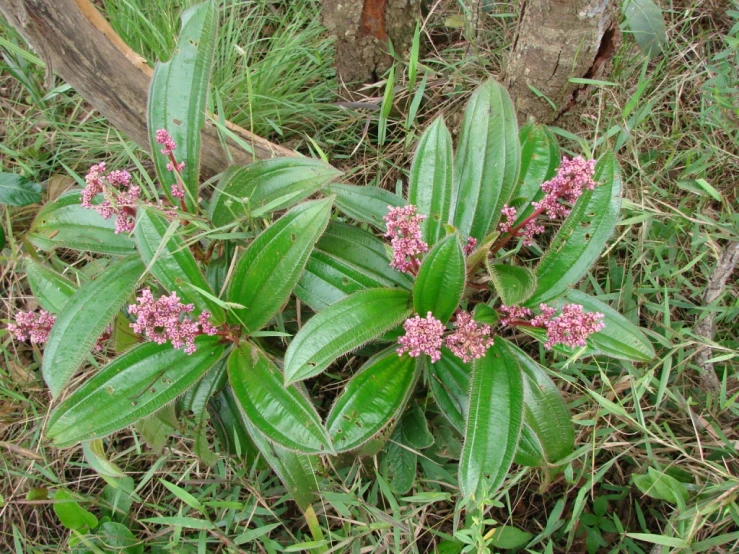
[1,0,738,552]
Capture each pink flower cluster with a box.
[384,205,428,274]
[397,311,494,363]
[500,302,605,350]
[7,310,56,344]
[128,289,218,355]
[155,129,186,199]
[463,237,478,255]
[82,162,141,234]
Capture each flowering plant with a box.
[5,2,654,516]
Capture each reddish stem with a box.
[489,205,547,256]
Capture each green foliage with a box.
[0,172,42,206]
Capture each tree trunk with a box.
[0,0,295,175]
[504,0,619,124]
[323,0,419,85]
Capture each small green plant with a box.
[3,1,655,541]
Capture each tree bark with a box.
[504,0,618,124]
[323,0,419,85]
[0,0,295,176]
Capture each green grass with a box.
[1,0,738,552]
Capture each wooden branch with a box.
[0,0,296,176]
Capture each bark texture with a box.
[0,0,295,176]
[504,0,618,123]
[323,0,419,85]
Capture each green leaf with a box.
[623,0,667,59]
[82,439,126,480]
[296,222,412,311]
[516,122,560,201]
[325,183,406,231]
[381,413,417,494]
[0,172,42,206]
[208,388,261,462]
[459,341,524,500]
[401,402,434,449]
[326,348,418,452]
[427,348,471,433]
[284,288,413,385]
[53,490,98,531]
[472,303,499,326]
[148,1,218,210]
[227,197,332,332]
[488,263,536,306]
[47,337,225,447]
[134,206,224,324]
[25,258,77,313]
[505,339,573,467]
[97,521,143,554]
[527,152,622,305]
[228,343,333,454]
[241,416,320,512]
[42,256,144,398]
[408,117,454,245]
[27,192,136,255]
[563,290,655,362]
[451,79,520,240]
[413,234,465,323]
[135,408,177,454]
[489,526,533,549]
[209,159,341,227]
[632,467,689,504]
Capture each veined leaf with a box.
[623,0,667,59]
[488,263,536,306]
[148,1,218,210]
[408,117,454,245]
[413,233,465,323]
[134,206,224,324]
[459,341,524,500]
[0,172,42,206]
[295,222,412,311]
[25,258,77,314]
[208,388,261,462]
[382,419,417,494]
[228,343,333,454]
[42,256,144,398]
[27,192,136,255]
[47,337,226,446]
[427,348,471,433]
[327,348,418,452]
[227,197,332,332]
[209,159,341,227]
[563,289,655,361]
[401,402,434,449]
[527,152,622,305]
[451,80,520,240]
[324,183,406,231]
[284,288,413,385]
[516,122,560,201]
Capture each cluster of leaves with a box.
[3,1,655,540]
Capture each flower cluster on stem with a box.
[500,303,605,350]
[444,312,495,363]
[155,129,187,202]
[82,162,141,234]
[384,205,428,274]
[128,288,218,354]
[7,310,56,344]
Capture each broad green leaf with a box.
[27,192,136,255]
[25,258,77,313]
[506,340,573,467]
[324,183,406,231]
[227,197,332,332]
[516,122,560,201]
[295,222,412,311]
[148,1,217,210]
[527,153,622,305]
[47,337,225,446]
[209,159,341,227]
[408,117,454,245]
[427,348,471,432]
[632,467,689,504]
[514,424,548,467]
[623,0,667,59]
[42,256,144,398]
[135,407,177,454]
[488,263,536,306]
[381,411,419,494]
[0,172,42,206]
[98,521,143,554]
[413,234,465,323]
[284,288,413,385]
[241,416,320,512]
[327,348,418,452]
[228,343,333,454]
[53,489,98,531]
[563,289,655,362]
[135,206,224,324]
[401,402,434,449]
[459,341,524,500]
[82,439,126,479]
[489,526,534,550]
[209,388,261,462]
[473,303,499,326]
[451,79,520,240]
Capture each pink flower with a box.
[499,204,518,234]
[170,183,185,199]
[532,156,597,221]
[499,305,533,326]
[129,289,219,355]
[82,163,141,234]
[463,237,478,255]
[444,311,494,363]
[520,220,545,246]
[155,129,177,156]
[384,205,428,274]
[501,302,604,350]
[7,310,56,344]
[397,312,444,362]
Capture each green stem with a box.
[304,505,328,553]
